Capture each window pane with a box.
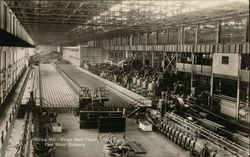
[221,18,247,43]
[158,32,167,45]
[199,23,217,44]
[168,28,178,44]
[148,32,156,45]
[221,56,229,64]
[140,34,147,45]
[184,26,196,44]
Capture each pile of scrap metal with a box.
[103,137,135,157]
[102,136,148,157]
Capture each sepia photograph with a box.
[0,0,249,157]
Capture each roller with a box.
[161,123,167,134]
[185,137,192,150]
[170,128,176,141]
[173,97,187,110]
[164,125,170,137]
[180,134,188,149]
[171,129,176,142]
[176,98,184,105]
[158,122,164,133]
[170,127,176,140]
[177,132,184,146]
[176,132,182,146]
[158,122,164,131]
[189,139,197,153]
[163,124,169,136]
[167,126,173,138]
[173,130,180,144]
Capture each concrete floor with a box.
[53,114,189,157]
[43,64,189,157]
[5,119,25,157]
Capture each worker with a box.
[135,113,139,124]
[1,131,3,144]
[161,100,166,118]
[127,73,132,89]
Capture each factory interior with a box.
[0,0,249,157]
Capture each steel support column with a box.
[191,52,194,89]
[156,30,159,45]
[195,24,199,44]
[191,25,199,90]
[138,33,140,45]
[142,52,145,67]
[236,75,241,121]
[129,34,133,46]
[180,26,184,44]
[216,21,221,43]
[210,53,214,106]
[247,82,250,123]
[0,47,3,103]
[146,32,149,45]
[236,53,242,121]
[151,51,154,68]
[166,29,169,44]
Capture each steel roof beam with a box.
[22,21,126,27]
[9,6,109,12]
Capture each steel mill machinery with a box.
[93,87,109,104]
[78,87,92,110]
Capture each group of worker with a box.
[99,65,167,99]
[85,60,192,101]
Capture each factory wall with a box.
[80,46,107,65]
[62,46,108,66]
[0,46,34,105]
[62,46,81,66]
[213,53,239,77]
[37,45,58,54]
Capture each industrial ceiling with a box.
[5,0,249,46]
